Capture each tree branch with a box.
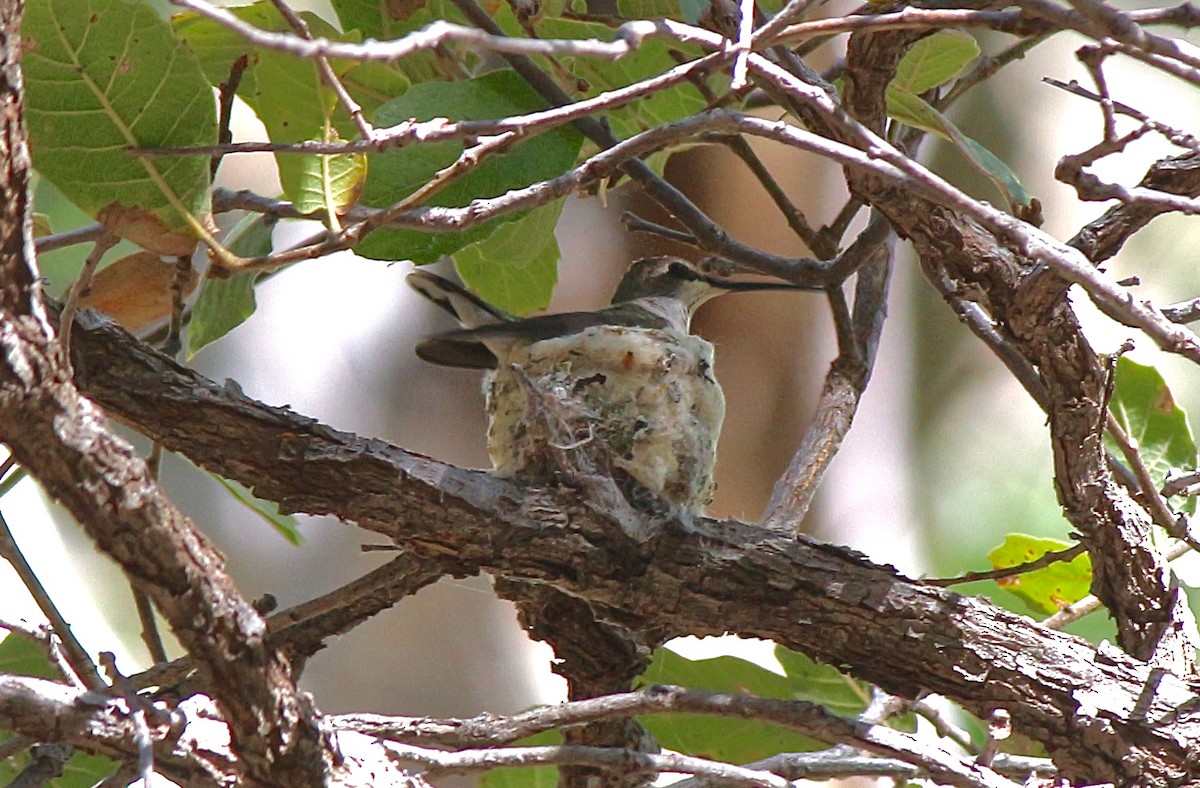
[58,307,1200,784]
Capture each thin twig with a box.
[268,0,374,139]
[136,50,725,159]
[389,742,793,787]
[1042,539,1194,629]
[170,0,663,62]
[214,110,875,277]
[1162,296,1200,324]
[34,223,109,253]
[1163,469,1200,498]
[723,45,1200,364]
[136,445,171,666]
[1015,0,1200,89]
[730,0,756,90]
[59,234,118,354]
[99,652,157,785]
[1104,412,1200,550]
[762,216,893,532]
[0,618,84,689]
[621,213,700,245]
[346,685,1015,788]
[938,36,1048,110]
[674,59,827,254]
[923,544,1086,587]
[212,54,249,179]
[446,0,816,278]
[910,697,976,752]
[0,510,105,690]
[1044,76,1200,153]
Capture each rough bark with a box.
[63,308,1200,785]
[0,4,331,783]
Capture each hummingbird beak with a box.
[703,275,810,292]
[689,258,817,293]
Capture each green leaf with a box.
[0,634,120,785]
[535,15,713,172]
[331,0,469,83]
[25,0,216,253]
[634,647,869,760]
[0,632,58,679]
[57,751,119,788]
[887,87,1034,212]
[988,534,1092,616]
[187,213,275,358]
[616,0,689,21]
[892,30,979,95]
[0,746,116,788]
[454,202,562,315]
[212,475,304,545]
[1105,357,1199,513]
[174,1,407,204]
[772,645,875,716]
[356,71,582,262]
[331,0,403,38]
[479,729,561,788]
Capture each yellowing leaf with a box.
[988,534,1091,616]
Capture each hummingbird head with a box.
[611,256,807,314]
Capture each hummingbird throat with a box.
[485,323,725,515]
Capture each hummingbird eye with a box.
[667,260,697,280]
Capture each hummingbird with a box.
[407,257,808,519]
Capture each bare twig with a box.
[924,544,1086,587]
[976,709,1012,768]
[99,652,157,785]
[1016,0,1200,89]
[1162,296,1200,324]
[1104,412,1200,550]
[447,0,816,278]
[341,685,1016,788]
[211,110,890,277]
[1042,539,1195,629]
[1046,76,1200,152]
[730,0,756,90]
[762,216,893,531]
[34,224,109,253]
[939,36,1049,110]
[212,54,249,179]
[136,50,726,160]
[621,212,700,245]
[170,0,663,62]
[1163,468,1200,497]
[269,0,374,139]
[59,234,118,354]
[0,510,105,690]
[725,46,1200,364]
[0,618,84,690]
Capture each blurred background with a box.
[8,0,1200,743]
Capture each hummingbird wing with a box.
[414,332,503,369]
[406,270,514,328]
[408,270,518,368]
[415,307,674,369]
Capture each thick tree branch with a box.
[60,308,1200,785]
[836,23,1199,680]
[0,6,331,783]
